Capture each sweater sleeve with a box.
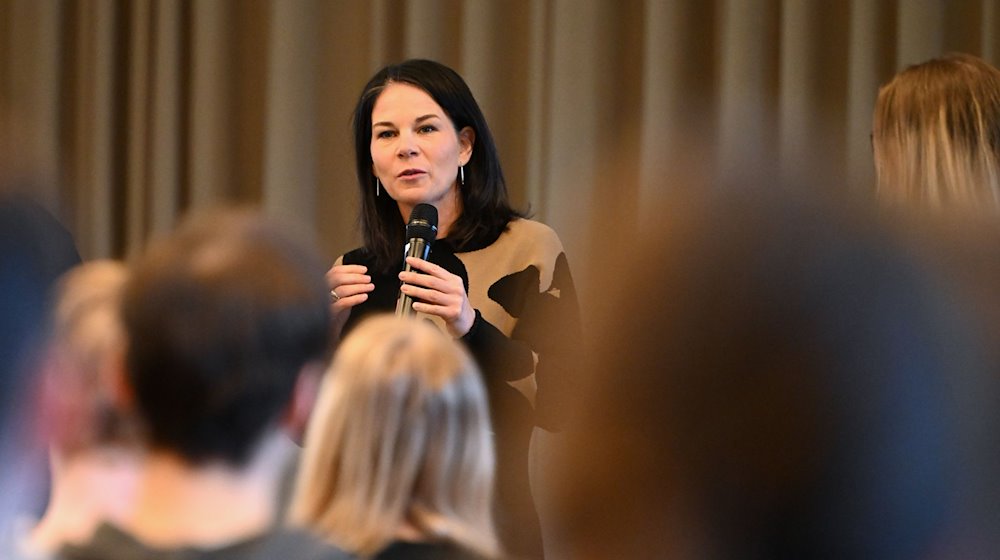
[465,248,582,431]
[461,309,536,383]
[512,250,582,432]
[454,220,582,431]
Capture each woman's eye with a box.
[376,130,396,139]
[418,125,437,133]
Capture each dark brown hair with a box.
[351,59,523,271]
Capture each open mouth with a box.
[399,169,425,178]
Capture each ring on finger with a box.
[330,289,341,303]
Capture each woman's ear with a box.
[459,126,476,164]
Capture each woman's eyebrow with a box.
[372,114,438,128]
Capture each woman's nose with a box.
[397,132,418,158]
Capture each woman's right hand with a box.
[326,263,374,337]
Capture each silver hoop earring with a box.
[376,177,381,196]
[459,165,465,187]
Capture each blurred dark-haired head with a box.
[554,187,983,559]
[0,192,81,425]
[0,189,80,526]
[121,208,332,467]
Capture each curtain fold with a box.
[262,0,319,230]
[3,0,1000,299]
[188,0,232,209]
[65,0,119,258]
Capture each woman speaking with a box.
[326,59,580,559]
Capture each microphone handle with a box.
[395,237,431,317]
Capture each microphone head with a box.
[406,203,438,242]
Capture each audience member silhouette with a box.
[24,261,141,556]
[552,188,987,559]
[291,314,500,560]
[0,189,81,556]
[58,208,349,560]
[873,52,1000,210]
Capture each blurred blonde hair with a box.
[45,260,135,455]
[290,314,498,558]
[873,52,1000,210]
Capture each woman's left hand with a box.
[398,256,476,337]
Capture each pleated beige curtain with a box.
[3,0,1000,300]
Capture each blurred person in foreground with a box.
[551,186,991,559]
[58,208,349,560]
[0,186,81,556]
[19,261,141,557]
[290,314,499,560]
[873,52,1000,210]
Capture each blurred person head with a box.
[26,260,141,554]
[120,207,332,468]
[351,58,521,272]
[290,314,498,558]
[873,52,1000,210]
[0,190,81,439]
[0,187,81,550]
[41,260,136,457]
[553,188,973,559]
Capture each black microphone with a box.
[395,203,438,317]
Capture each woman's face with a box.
[370,82,474,220]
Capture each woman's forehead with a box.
[371,83,446,124]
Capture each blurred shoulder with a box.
[56,524,352,560]
[247,527,353,560]
[374,540,497,560]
